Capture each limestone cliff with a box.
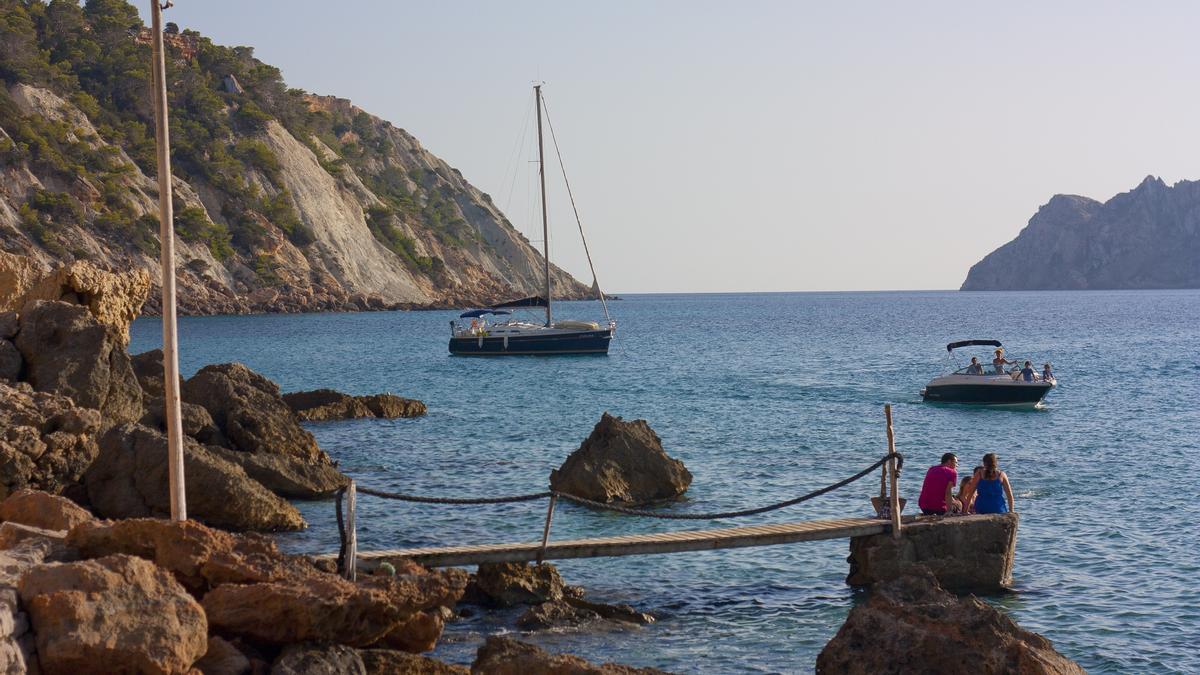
[0,0,589,314]
[961,176,1200,290]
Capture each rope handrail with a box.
[354,486,553,505]
[344,452,902,520]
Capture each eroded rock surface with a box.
[182,363,347,497]
[360,648,467,675]
[817,569,1085,675]
[0,489,93,532]
[8,260,151,345]
[283,388,427,421]
[0,338,19,382]
[18,553,208,675]
[0,380,101,499]
[473,562,565,607]
[84,423,305,531]
[550,413,691,505]
[270,643,365,675]
[193,635,252,675]
[14,300,142,428]
[472,636,670,675]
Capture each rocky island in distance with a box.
[961,175,1200,291]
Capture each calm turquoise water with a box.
[130,291,1200,674]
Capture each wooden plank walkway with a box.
[321,517,895,568]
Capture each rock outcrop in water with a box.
[283,388,427,421]
[550,413,692,505]
[181,363,349,498]
[817,569,1085,675]
[961,176,1200,290]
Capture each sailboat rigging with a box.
[448,85,616,356]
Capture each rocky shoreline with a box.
[0,260,1086,672]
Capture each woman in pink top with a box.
[918,453,961,515]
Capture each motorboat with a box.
[921,339,1055,405]
[449,84,615,356]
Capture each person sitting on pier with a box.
[966,357,984,375]
[918,452,961,516]
[954,468,982,514]
[972,453,1015,514]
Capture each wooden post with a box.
[536,494,557,565]
[150,0,186,522]
[344,481,357,581]
[884,404,901,539]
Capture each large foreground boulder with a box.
[63,518,465,653]
[0,489,94,532]
[0,380,101,499]
[66,518,319,592]
[14,300,142,428]
[0,531,62,674]
[182,363,347,497]
[84,423,305,532]
[18,554,208,675]
[816,569,1085,674]
[283,389,427,421]
[472,636,670,674]
[4,259,151,346]
[550,413,691,505]
[847,513,1019,593]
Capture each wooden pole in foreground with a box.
[344,482,357,581]
[150,0,186,521]
[884,404,901,539]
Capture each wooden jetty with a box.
[319,516,901,569]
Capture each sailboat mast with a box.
[534,84,552,327]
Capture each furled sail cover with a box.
[459,309,513,318]
[491,296,550,309]
[946,339,1003,352]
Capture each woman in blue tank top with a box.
[973,453,1015,514]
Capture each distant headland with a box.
[961,175,1200,291]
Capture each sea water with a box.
[130,290,1200,674]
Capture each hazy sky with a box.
[142,1,1200,293]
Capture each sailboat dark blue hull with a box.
[449,329,613,356]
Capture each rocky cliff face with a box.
[0,0,589,314]
[961,176,1200,290]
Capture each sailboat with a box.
[448,85,616,356]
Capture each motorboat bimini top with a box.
[921,339,1055,405]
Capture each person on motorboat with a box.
[966,357,984,375]
[992,348,1015,374]
[972,453,1015,514]
[1019,360,1036,382]
[918,453,961,516]
[1042,362,1054,383]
